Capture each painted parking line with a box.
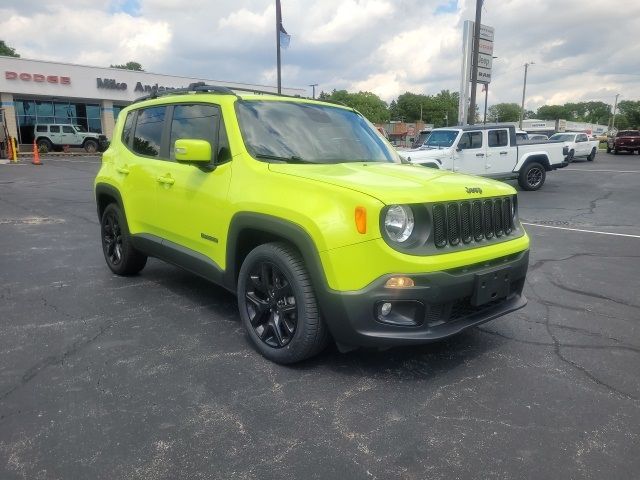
[522,222,640,239]
[563,168,640,173]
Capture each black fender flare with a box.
[95,183,125,221]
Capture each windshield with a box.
[424,130,458,148]
[549,134,575,141]
[74,125,87,132]
[236,100,401,164]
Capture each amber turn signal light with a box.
[385,276,415,288]
[355,206,367,234]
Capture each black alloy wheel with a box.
[237,242,329,363]
[245,261,297,348]
[102,209,123,267]
[84,139,98,153]
[527,166,543,187]
[518,161,546,191]
[100,203,147,275]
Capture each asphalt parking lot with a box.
[1,152,639,479]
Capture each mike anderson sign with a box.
[97,77,182,93]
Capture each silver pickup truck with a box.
[401,125,568,190]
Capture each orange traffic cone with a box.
[32,140,42,165]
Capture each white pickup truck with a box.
[402,125,568,190]
[548,132,598,162]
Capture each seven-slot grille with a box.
[432,197,514,248]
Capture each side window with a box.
[459,131,483,150]
[36,125,47,133]
[62,126,75,134]
[133,106,166,158]
[169,104,231,163]
[122,111,135,146]
[488,129,508,147]
[49,125,60,133]
[578,134,588,142]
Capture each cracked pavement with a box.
[1,153,639,479]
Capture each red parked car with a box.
[607,130,640,154]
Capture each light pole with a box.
[309,83,318,99]
[519,62,534,129]
[612,93,620,130]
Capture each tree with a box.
[537,105,570,120]
[487,103,521,122]
[322,89,390,123]
[391,90,458,126]
[0,40,20,58]
[110,61,144,71]
[616,100,640,129]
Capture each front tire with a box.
[237,242,329,364]
[100,203,147,275]
[587,148,596,162]
[518,162,546,191]
[84,139,98,153]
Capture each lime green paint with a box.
[95,92,529,293]
[175,138,212,163]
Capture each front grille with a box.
[432,196,516,249]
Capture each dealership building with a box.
[0,57,305,145]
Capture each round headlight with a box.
[384,205,415,242]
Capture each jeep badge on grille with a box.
[465,187,482,194]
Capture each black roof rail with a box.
[132,82,237,103]
[133,82,308,104]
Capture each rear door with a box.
[486,128,516,174]
[454,130,485,175]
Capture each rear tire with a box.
[518,162,546,191]
[587,148,596,162]
[36,138,52,153]
[100,203,147,276]
[237,242,329,364]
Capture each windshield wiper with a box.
[254,153,315,164]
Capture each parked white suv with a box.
[34,124,106,153]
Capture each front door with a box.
[60,125,78,146]
[153,103,233,269]
[454,130,486,175]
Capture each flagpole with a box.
[276,0,282,94]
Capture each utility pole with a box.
[276,0,282,94]
[467,0,483,125]
[612,93,620,129]
[519,62,534,129]
[309,83,318,99]
[483,84,489,124]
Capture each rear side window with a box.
[62,126,75,134]
[50,125,60,133]
[488,129,508,147]
[169,104,220,161]
[122,112,135,146]
[36,125,47,133]
[459,131,483,149]
[133,107,166,157]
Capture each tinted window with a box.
[49,125,60,133]
[459,131,483,149]
[36,125,47,133]
[122,112,135,146]
[170,104,220,161]
[133,107,165,157]
[62,126,75,134]
[488,129,508,147]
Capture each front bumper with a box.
[319,249,529,348]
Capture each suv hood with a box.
[269,162,515,204]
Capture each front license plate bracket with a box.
[471,267,511,307]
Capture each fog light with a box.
[385,276,415,288]
[380,302,392,316]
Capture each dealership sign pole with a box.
[458,21,494,125]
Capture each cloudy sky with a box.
[0,0,638,111]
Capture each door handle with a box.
[156,175,175,186]
[500,151,508,155]
[116,165,130,174]
[476,153,485,157]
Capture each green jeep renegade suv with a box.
[94,84,529,363]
